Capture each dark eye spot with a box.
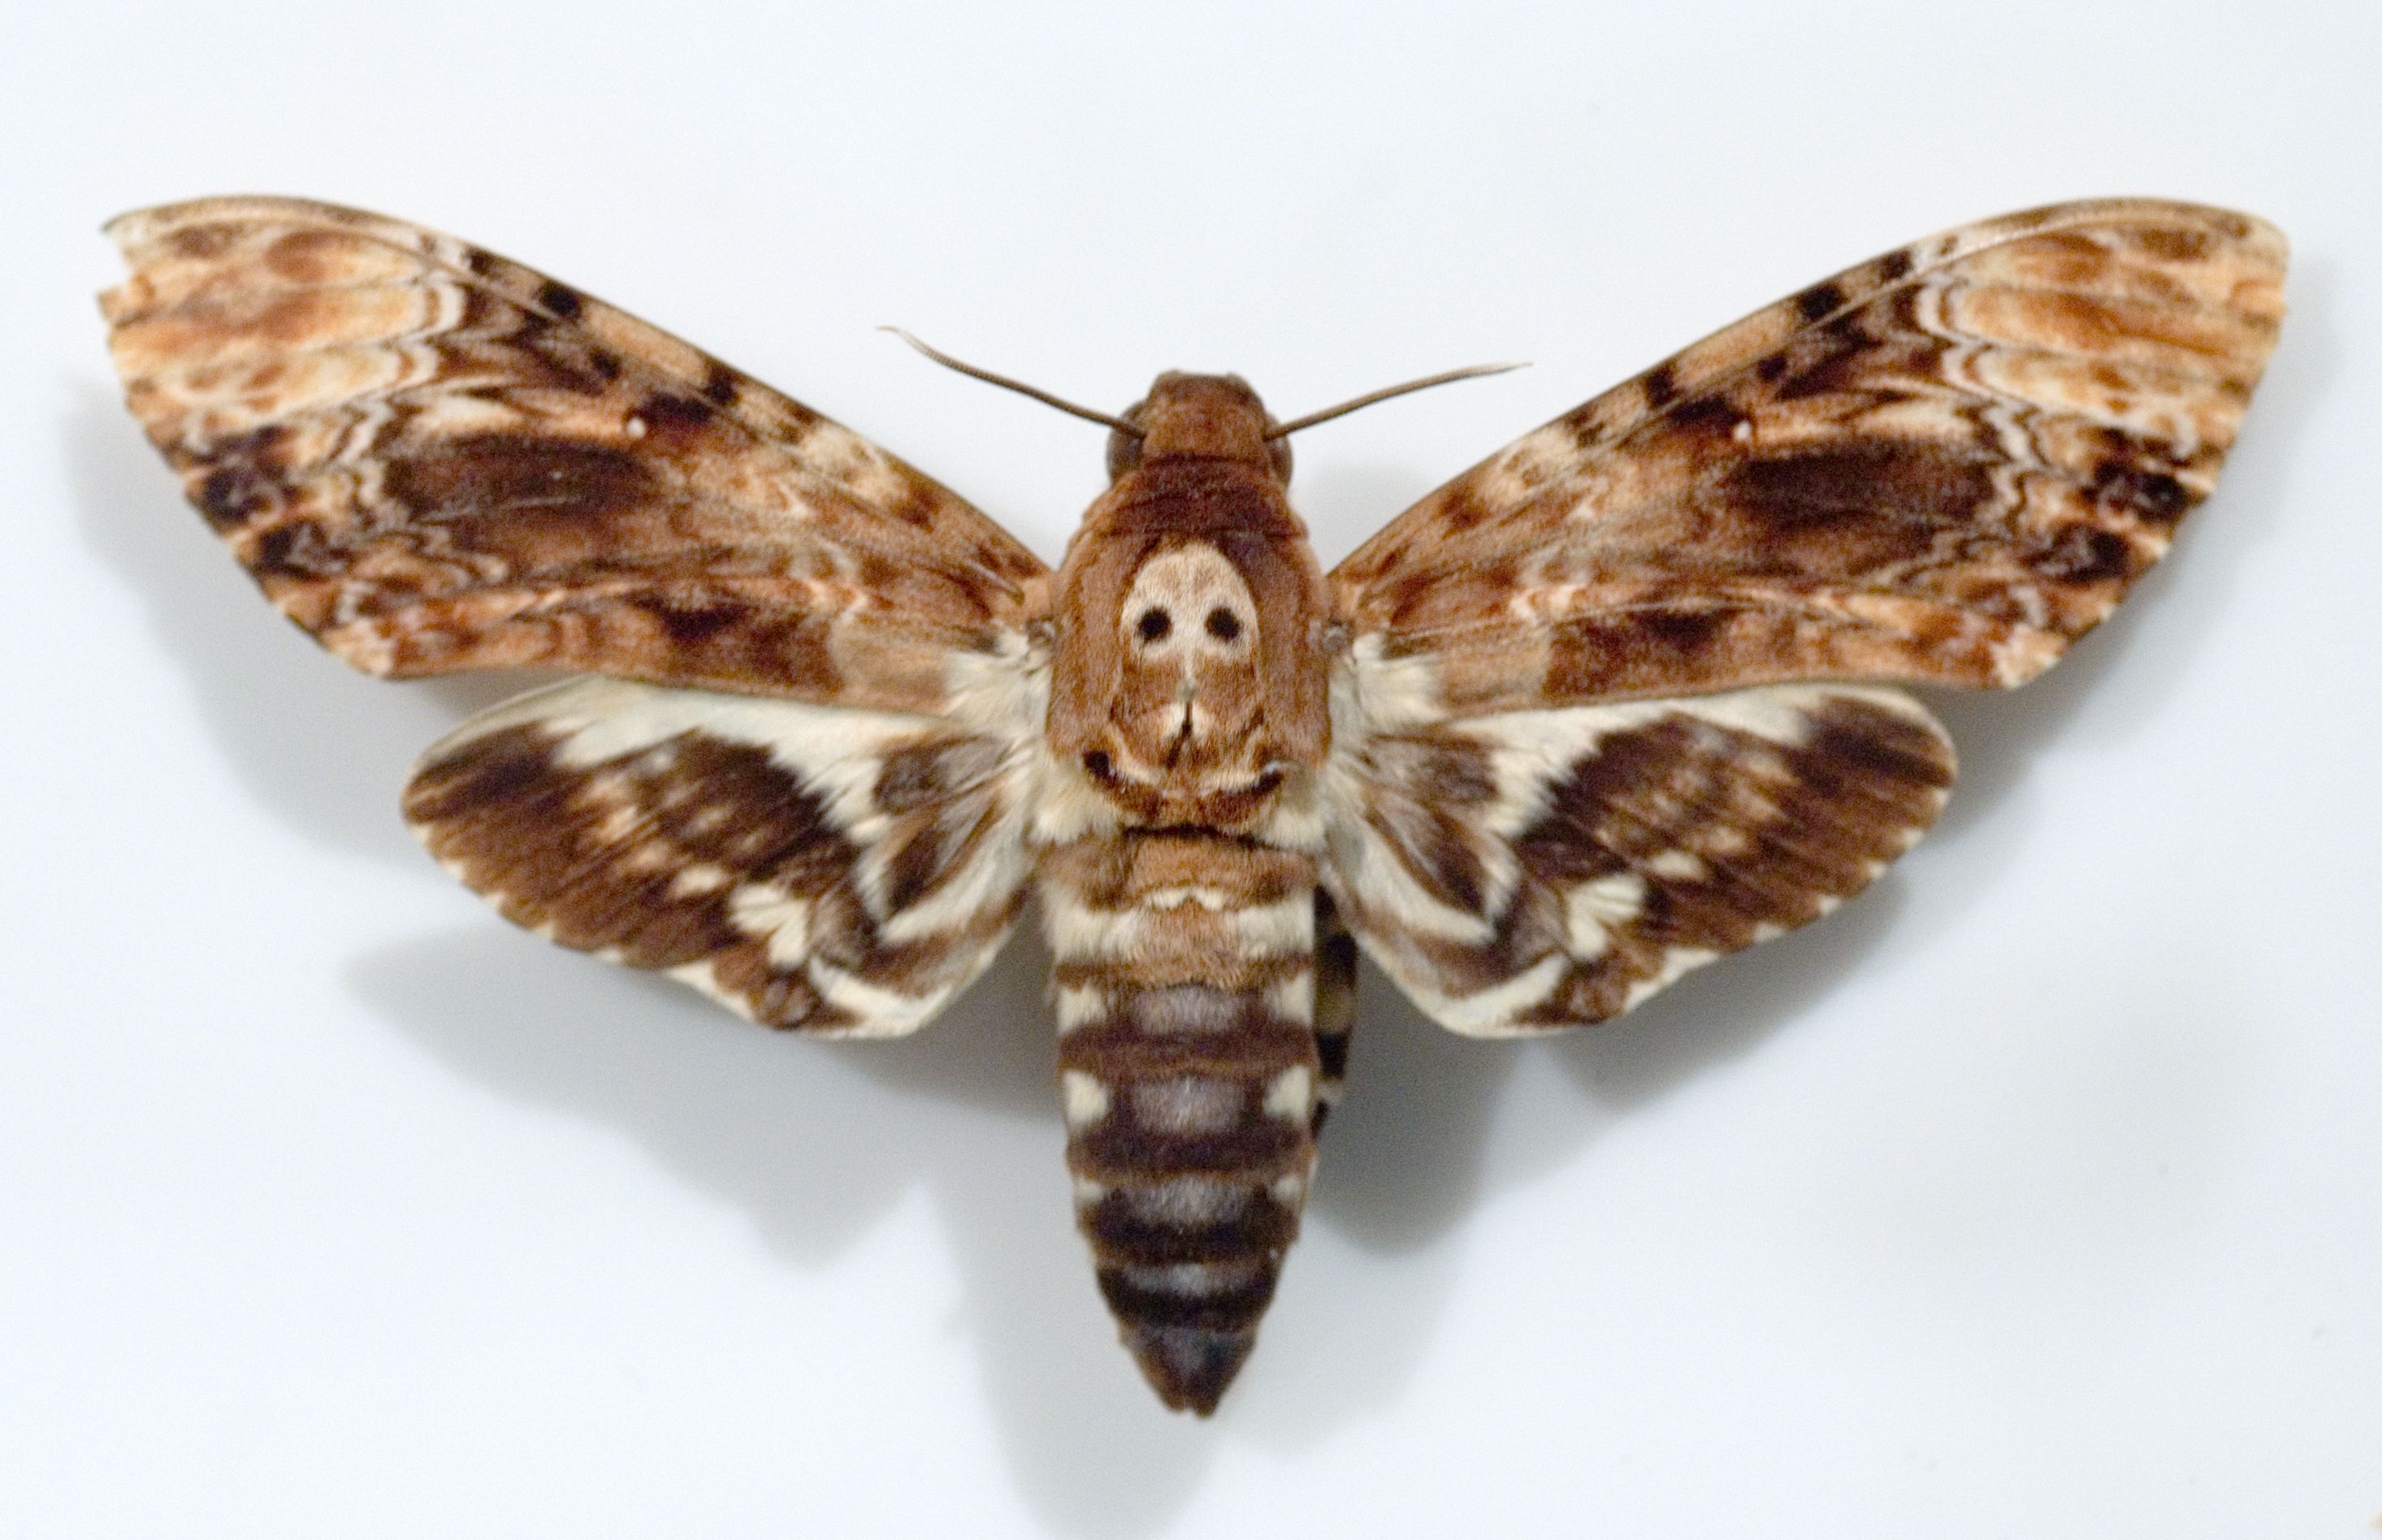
[1137,609,1172,643]
[1206,608,1241,642]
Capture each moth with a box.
[102,196,2285,1414]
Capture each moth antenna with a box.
[881,327,1141,435]
[1267,361,1528,439]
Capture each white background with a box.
[3,3,2376,1535]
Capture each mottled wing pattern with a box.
[1323,685,1955,1036]
[405,678,1036,1036]
[1332,200,2286,720]
[1324,200,2279,1036]
[102,196,1045,714]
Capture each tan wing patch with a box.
[1332,200,2285,718]
[1323,686,1955,1036]
[102,196,1046,712]
[404,678,1034,1036]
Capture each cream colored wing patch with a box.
[1323,684,1955,1036]
[405,677,1037,1036]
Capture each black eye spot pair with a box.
[1136,608,1243,644]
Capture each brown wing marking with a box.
[102,196,1046,712]
[1311,889,1357,1131]
[1323,685,1954,1036]
[1332,199,2285,720]
[404,678,1033,1035]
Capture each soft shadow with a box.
[1310,964,1527,1252]
[64,391,533,865]
[1547,875,1912,1111]
[346,924,1230,1536]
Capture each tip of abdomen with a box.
[1120,1320,1261,1417]
[1044,872,1329,1414]
[1079,1165,1306,1413]
[1097,1248,1285,1413]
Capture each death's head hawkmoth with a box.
[101,196,2285,1413]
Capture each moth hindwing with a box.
[106,196,2285,1413]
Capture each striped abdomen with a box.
[1035,831,1352,1414]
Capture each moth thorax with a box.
[1094,539,1267,799]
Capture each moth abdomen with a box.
[1059,986,1319,1414]
[1036,835,1327,1413]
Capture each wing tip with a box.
[101,193,392,258]
[1978,195,2289,281]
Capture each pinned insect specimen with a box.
[102,197,2285,1412]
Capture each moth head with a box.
[879,336,1517,491]
[1107,373,1293,484]
[1048,529,1329,827]
[1101,361,1529,484]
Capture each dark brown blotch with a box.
[2041,523,2140,585]
[1668,395,1744,436]
[1769,314,1908,402]
[1080,1189,1297,1261]
[1796,281,1847,322]
[1314,1024,1350,1082]
[1098,1265,1276,1331]
[535,280,584,320]
[188,423,292,526]
[1076,1108,1303,1176]
[1366,796,1490,915]
[1432,483,1495,535]
[643,602,747,644]
[700,361,740,406]
[877,819,958,916]
[2091,457,2193,525]
[384,434,665,522]
[198,466,277,529]
[639,393,717,436]
[1636,607,1730,655]
[1515,720,1698,885]
[1728,442,1990,534]
[1804,703,1956,794]
[247,521,310,578]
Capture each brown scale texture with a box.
[1332,198,2287,709]
[402,686,1029,1032]
[1037,833,1324,1414]
[101,196,1044,714]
